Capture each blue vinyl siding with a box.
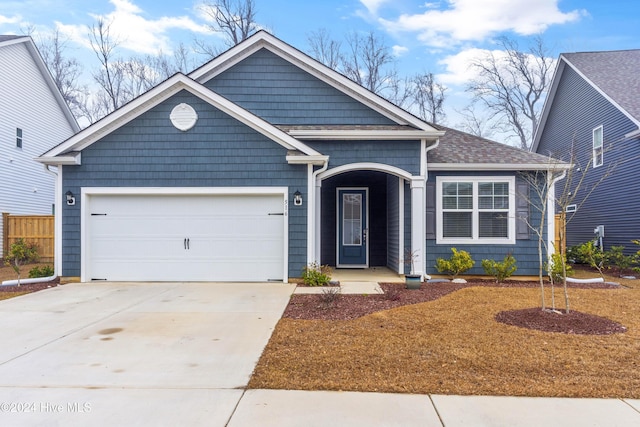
[425,171,546,276]
[206,48,396,126]
[61,90,308,278]
[537,66,640,253]
[306,140,422,175]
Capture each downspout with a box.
[422,138,440,279]
[309,159,329,265]
[2,165,60,286]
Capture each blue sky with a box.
[1,0,639,134]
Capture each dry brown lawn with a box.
[249,271,640,398]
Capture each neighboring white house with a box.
[0,35,79,254]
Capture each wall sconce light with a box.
[293,190,303,206]
[66,190,75,206]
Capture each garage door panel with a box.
[86,193,286,282]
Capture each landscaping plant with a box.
[4,239,39,286]
[481,254,517,283]
[301,262,332,286]
[435,248,474,279]
[28,265,54,278]
[575,241,607,278]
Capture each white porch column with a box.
[410,177,426,277]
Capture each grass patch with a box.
[249,272,640,398]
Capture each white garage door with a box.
[86,193,286,282]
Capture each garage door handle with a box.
[184,238,187,250]
[187,238,190,250]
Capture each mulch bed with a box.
[285,280,623,335]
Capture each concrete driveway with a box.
[0,281,295,426]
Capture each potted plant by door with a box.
[404,248,422,289]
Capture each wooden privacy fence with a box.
[2,213,54,263]
[555,213,566,254]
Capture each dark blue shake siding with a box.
[425,171,546,276]
[61,90,308,278]
[536,66,640,253]
[205,48,397,126]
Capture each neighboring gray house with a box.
[0,35,79,255]
[38,31,560,282]
[533,49,640,253]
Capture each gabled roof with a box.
[430,125,567,171]
[37,73,323,165]
[533,49,640,151]
[0,35,79,132]
[189,30,444,140]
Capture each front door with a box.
[337,188,368,267]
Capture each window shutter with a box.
[426,181,436,239]
[516,180,529,239]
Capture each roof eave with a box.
[36,152,81,166]
[288,130,445,140]
[428,163,571,171]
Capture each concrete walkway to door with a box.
[0,281,295,426]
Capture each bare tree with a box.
[198,0,258,54]
[455,104,501,139]
[307,28,342,70]
[342,30,395,94]
[89,17,127,112]
[386,72,415,109]
[412,72,446,124]
[36,29,87,119]
[467,36,553,150]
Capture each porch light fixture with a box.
[293,190,303,206]
[66,190,75,206]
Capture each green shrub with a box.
[4,239,39,284]
[545,252,573,283]
[575,241,607,277]
[28,265,54,278]
[607,245,635,272]
[481,254,517,283]
[435,248,474,279]
[302,262,332,286]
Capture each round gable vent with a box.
[170,103,198,131]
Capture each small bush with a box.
[435,248,474,278]
[607,245,635,272]
[4,239,39,284]
[384,284,402,301]
[546,252,573,283]
[575,241,607,277]
[318,286,341,306]
[481,254,517,283]
[28,265,54,278]
[302,262,332,286]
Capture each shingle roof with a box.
[563,49,640,122]
[429,125,560,167]
[0,35,23,43]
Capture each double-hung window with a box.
[593,125,603,168]
[436,176,515,244]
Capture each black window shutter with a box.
[426,181,436,239]
[516,179,530,239]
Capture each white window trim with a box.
[593,125,603,168]
[436,176,516,245]
[566,204,577,213]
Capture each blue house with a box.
[38,31,560,282]
[533,49,640,253]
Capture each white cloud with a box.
[58,0,210,55]
[0,14,22,26]
[437,48,489,85]
[359,0,390,15]
[379,0,585,47]
[392,44,408,57]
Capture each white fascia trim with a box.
[429,163,571,171]
[190,31,439,132]
[39,74,320,160]
[288,130,445,140]
[36,153,81,165]
[318,162,413,181]
[286,155,329,165]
